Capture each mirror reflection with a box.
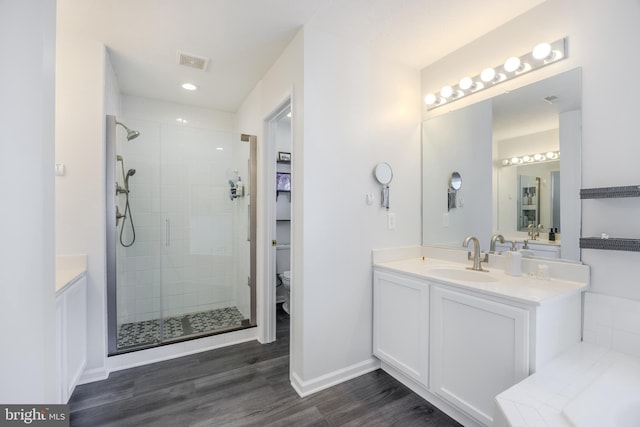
[422,68,582,261]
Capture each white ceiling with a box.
[57,0,545,113]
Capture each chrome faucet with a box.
[527,224,544,240]
[490,233,505,253]
[463,236,488,272]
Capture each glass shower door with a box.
[109,116,255,355]
[158,124,251,343]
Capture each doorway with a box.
[262,99,292,344]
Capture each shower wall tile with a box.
[164,294,183,311]
[135,297,160,315]
[183,292,201,308]
[135,311,160,322]
[135,284,160,300]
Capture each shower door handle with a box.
[165,219,170,247]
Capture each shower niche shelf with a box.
[580,184,640,252]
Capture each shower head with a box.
[127,129,140,141]
[126,169,136,178]
[115,121,141,141]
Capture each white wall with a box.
[236,25,421,392]
[234,28,305,377]
[421,0,640,300]
[0,0,57,403]
[55,34,110,380]
[300,26,421,383]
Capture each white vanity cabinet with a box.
[56,275,87,403]
[430,286,529,426]
[373,270,429,386]
[372,261,585,427]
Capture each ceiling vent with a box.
[543,95,559,104]
[177,51,209,71]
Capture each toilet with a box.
[276,245,291,314]
[281,271,291,314]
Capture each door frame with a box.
[260,95,292,343]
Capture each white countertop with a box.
[373,257,587,306]
[56,254,87,294]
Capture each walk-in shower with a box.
[106,115,256,355]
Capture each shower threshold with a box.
[114,306,254,354]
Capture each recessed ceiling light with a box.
[216,147,224,151]
[182,83,198,91]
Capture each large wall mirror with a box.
[422,68,582,262]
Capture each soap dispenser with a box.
[549,228,556,242]
[504,251,522,276]
[236,176,244,197]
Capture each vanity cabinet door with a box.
[56,276,87,403]
[373,270,429,387]
[430,286,529,426]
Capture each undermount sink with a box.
[428,267,499,283]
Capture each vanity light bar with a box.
[500,151,560,167]
[425,38,567,111]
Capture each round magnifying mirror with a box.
[450,171,462,190]
[374,162,393,185]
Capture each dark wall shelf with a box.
[579,185,640,252]
[580,238,640,252]
[580,185,640,199]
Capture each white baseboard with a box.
[78,366,109,385]
[290,358,381,397]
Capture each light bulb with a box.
[533,42,552,60]
[459,77,473,90]
[481,67,496,83]
[440,86,453,99]
[546,151,558,159]
[502,159,510,166]
[534,153,545,161]
[511,157,522,164]
[425,93,437,105]
[522,155,533,162]
[504,56,521,73]
[182,82,198,91]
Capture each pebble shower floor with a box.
[117,306,246,350]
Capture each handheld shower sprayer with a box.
[124,168,136,191]
[115,154,136,247]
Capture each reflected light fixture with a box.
[502,151,560,167]
[424,37,567,111]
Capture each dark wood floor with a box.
[69,306,461,426]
